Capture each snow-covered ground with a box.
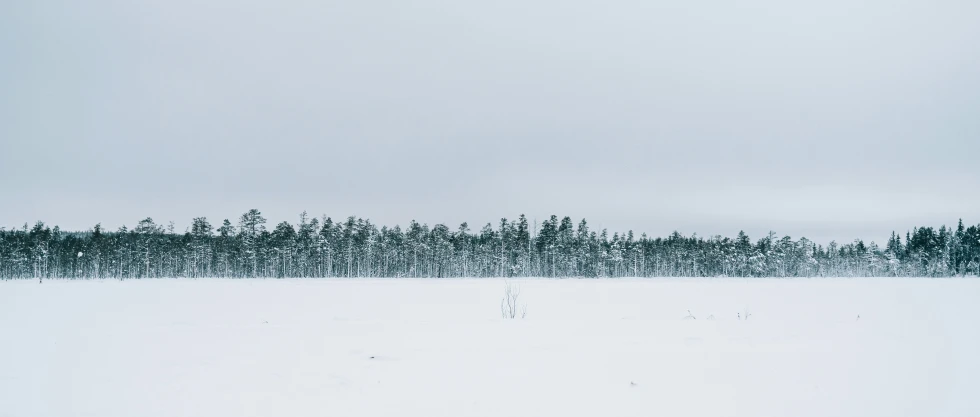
[1,278,978,417]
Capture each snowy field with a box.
[2,278,978,417]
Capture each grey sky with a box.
[2,0,978,245]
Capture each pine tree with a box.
[190,217,213,277]
[238,209,267,277]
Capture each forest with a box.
[1,210,978,279]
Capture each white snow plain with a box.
[1,278,978,417]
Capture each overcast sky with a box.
[2,0,978,245]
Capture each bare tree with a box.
[501,281,527,319]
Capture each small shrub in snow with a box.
[501,282,527,319]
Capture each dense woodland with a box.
[1,210,978,279]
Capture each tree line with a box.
[1,210,978,279]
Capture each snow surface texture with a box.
[1,278,978,417]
